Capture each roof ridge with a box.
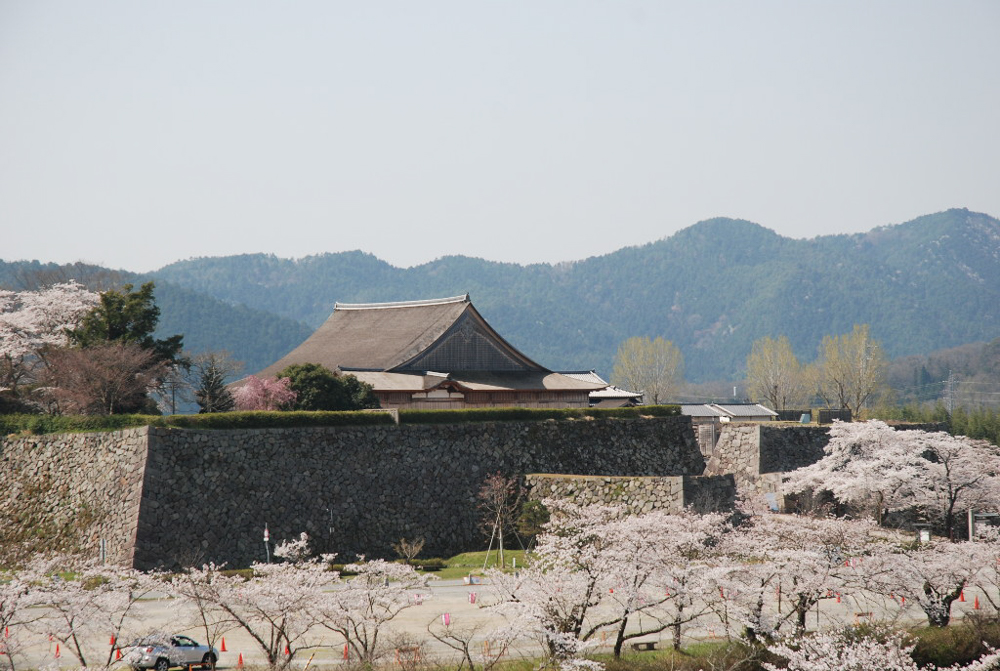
[335,294,470,311]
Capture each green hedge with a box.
[149,410,395,430]
[0,413,154,435]
[398,404,679,425]
[0,410,395,435]
[1,405,679,435]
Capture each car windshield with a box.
[127,634,186,648]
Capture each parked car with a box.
[124,634,219,671]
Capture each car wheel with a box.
[202,653,216,670]
[155,658,170,671]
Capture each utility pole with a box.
[946,370,955,415]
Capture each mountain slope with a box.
[152,208,1000,380]
[8,208,997,382]
[0,261,312,375]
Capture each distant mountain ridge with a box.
[0,262,312,376]
[5,208,998,382]
[149,208,1000,381]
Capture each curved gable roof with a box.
[257,295,471,377]
[255,294,549,378]
[394,304,545,373]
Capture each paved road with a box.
[14,578,983,669]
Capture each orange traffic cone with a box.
[117,647,122,660]
[343,644,349,660]
[975,596,981,610]
[220,638,227,653]
[237,653,244,668]
[55,644,61,659]
[961,591,966,602]
[111,636,116,646]
[285,644,290,656]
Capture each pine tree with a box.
[196,362,235,413]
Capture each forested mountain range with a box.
[3,208,999,384]
[0,262,312,376]
[148,208,1000,382]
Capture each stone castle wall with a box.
[524,473,736,514]
[704,423,831,502]
[0,427,149,565]
[2,415,705,569]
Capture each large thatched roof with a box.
[255,295,603,393]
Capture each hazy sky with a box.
[2,1,998,273]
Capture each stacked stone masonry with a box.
[2,416,707,569]
[702,421,948,506]
[7,418,905,568]
[524,473,736,515]
[704,423,830,501]
[0,427,149,565]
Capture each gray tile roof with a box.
[711,403,778,417]
[558,371,642,399]
[681,404,728,417]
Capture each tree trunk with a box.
[923,582,963,627]
[672,602,686,650]
[612,616,629,658]
[794,595,812,632]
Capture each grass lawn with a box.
[420,549,529,580]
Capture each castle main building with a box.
[255,294,605,409]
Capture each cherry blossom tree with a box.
[731,505,882,634]
[597,508,727,655]
[206,559,330,669]
[425,614,518,671]
[0,282,98,400]
[0,565,40,671]
[783,421,925,524]
[166,564,237,662]
[26,555,153,668]
[232,375,297,411]
[273,532,312,563]
[912,431,1000,540]
[764,625,1000,671]
[312,558,430,664]
[496,501,618,651]
[489,557,609,667]
[864,540,992,628]
[784,421,1000,538]
[489,502,726,660]
[92,569,164,666]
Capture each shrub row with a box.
[1,405,679,435]
[397,404,680,425]
[149,410,396,430]
[0,413,154,435]
[0,410,395,435]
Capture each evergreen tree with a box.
[196,362,235,413]
[276,363,380,411]
[69,282,183,364]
